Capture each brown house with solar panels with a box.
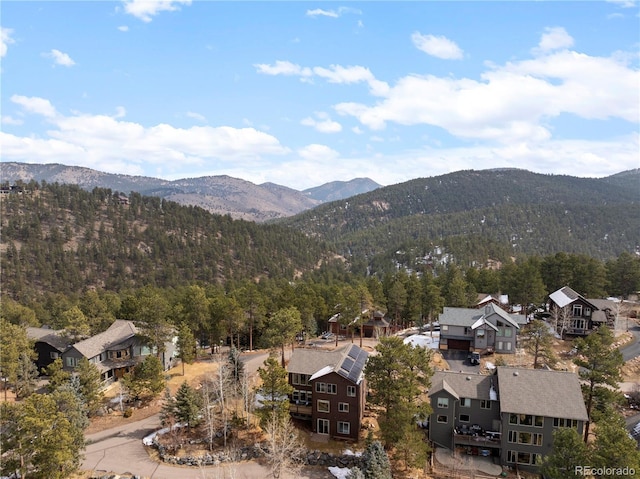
[287,344,368,440]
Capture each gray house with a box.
[61,320,176,384]
[428,367,588,473]
[438,303,526,353]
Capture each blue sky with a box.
[1,1,638,190]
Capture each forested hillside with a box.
[280,169,639,273]
[0,182,332,298]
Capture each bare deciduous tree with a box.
[264,415,305,479]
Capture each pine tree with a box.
[122,355,165,401]
[75,357,104,416]
[540,427,589,479]
[256,354,292,428]
[15,351,39,399]
[574,326,624,442]
[176,321,196,376]
[45,357,71,392]
[521,319,557,368]
[363,440,392,479]
[591,409,640,477]
[174,381,202,428]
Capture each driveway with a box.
[440,349,481,373]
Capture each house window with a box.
[460,398,471,408]
[292,390,311,404]
[338,402,349,413]
[535,416,544,427]
[504,328,512,338]
[347,385,356,397]
[463,327,469,335]
[337,421,350,435]
[442,325,448,331]
[507,450,517,463]
[316,382,326,393]
[65,357,78,367]
[477,329,485,337]
[573,304,583,317]
[517,452,532,465]
[317,418,329,435]
[573,318,586,330]
[497,341,503,350]
[459,414,470,423]
[317,400,330,413]
[437,415,448,424]
[480,400,491,409]
[533,433,543,446]
[504,342,512,351]
[554,418,578,428]
[509,414,518,425]
[508,431,517,443]
[519,414,533,425]
[49,351,59,359]
[327,383,337,395]
[437,397,449,409]
[584,308,591,317]
[518,432,532,444]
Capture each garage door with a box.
[447,339,471,351]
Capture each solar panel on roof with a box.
[348,347,359,360]
[342,357,354,371]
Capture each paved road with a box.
[620,323,640,362]
[82,346,334,479]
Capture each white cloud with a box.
[1,27,15,58]
[297,144,339,161]
[254,60,312,78]
[606,0,637,7]
[122,0,192,23]
[45,49,76,67]
[186,111,206,122]
[306,6,362,18]
[411,32,464,60]
[11,95,58,118]
[301,113,342,133]
[117,25,129,32]
[256,61,389,96]
[4,96,289,176]
[1,115,23,126]
[333,48,639,141]
[533,27,574,55]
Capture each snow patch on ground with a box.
[403,333,440,349]
[329,466,352,479]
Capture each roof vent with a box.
[466,376,471,381]
[513,371,519,376]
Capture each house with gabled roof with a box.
[438,303,526,353]
[287,344,368,440]
[26,326,71,373]
[428,367,588,473]
[548,286,612,336]
[60,320,175,384]
[476,293,510,310]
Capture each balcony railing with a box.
[289,401,312,416]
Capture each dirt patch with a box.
[86,357,221,435]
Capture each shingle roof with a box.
[429,371,496,401]
[69,320,138,359]
[439,304,522,329]
[26,327,70,351]
[288,344,369,385]
[497,367,588,421]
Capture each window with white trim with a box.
[337,421,350,435]
[317,400,330,413]
[338,402,349,413]
[437,415,448,423]
[347,385,356,397]
[459,414,470,423]
[460,397,471,408]
[437,397,449,408]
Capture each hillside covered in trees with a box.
[279,169,639,273]
[0,182,332,299]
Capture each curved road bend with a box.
[83,347,332,479]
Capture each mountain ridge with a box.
[0,162,381,222]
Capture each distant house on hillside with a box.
[26,326,71,373]
[438,303,526,353]
[60,320,175,384]
[476,293,510,311]
[548,286,615,336]
[287,344,368,440]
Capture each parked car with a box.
[468,352,481,365]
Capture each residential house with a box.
[26,326,71,373]
[548,286,613,336]
[60,320,176,384]
[428,367,588,473]
[287,344,368,440]
[328,310,390,338]
[438,303,526,353]
[476,293,510,311]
